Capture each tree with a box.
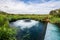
[49,9,60,17]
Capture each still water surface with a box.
[10,19,60,40]
[10,19,47,40]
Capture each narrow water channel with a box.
[44,23,60,40]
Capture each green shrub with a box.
[0,27,16,40]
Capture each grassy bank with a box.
[0,11,60,25]
[0,12,49,40]
[0,11,60,40]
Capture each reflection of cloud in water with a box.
[10,19,46,40]
[10,20,39,29]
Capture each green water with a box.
[45,23,60,40]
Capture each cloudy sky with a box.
[0,0,60,14]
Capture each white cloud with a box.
[0,0,60,14]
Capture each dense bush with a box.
[0,27,16,40]
[50,9,60,17]
[0,12,16,40]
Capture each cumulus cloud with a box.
[0,0,60,14]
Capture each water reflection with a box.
[10,20,60,40]
[10,19,39,29]
[10,19,47,40]
[45,23,60,40]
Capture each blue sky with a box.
[0,0,60,14]
[18,0,60,3]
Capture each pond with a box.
[10,19,47,40]
[10,19,60,40]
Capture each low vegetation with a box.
[49,9,60,23]
[0,9,60,40]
